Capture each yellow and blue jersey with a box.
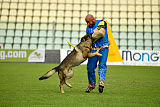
[86,20,109,48]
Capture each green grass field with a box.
[0,63,160,107]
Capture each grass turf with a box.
[0,63,160,107]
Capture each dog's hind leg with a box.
[65,81,72,88]
[60,80,65,94]
[65,69,73,88]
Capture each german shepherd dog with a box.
[39,34,102,93]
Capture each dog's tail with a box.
[39,67,59,80]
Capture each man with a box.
[85,14,109,93]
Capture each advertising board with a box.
[0,49,45,62]
[60,49,160,66]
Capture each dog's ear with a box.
[81,34,87,42]
[81,34,92,42]
[87,34,92,39]
[80,36,86,42]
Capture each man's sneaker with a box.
[98,80,104,93]
[98,85,104,93]
[86,87,94,93]
[85,84,96,93]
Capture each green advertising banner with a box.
[0,49,45,62]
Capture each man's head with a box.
[85,14,97,28]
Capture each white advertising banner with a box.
[28,49,45,62]
[60,49,160,66]
[0,49,45,62]
[118,50,160,66]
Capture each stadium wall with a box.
[0,49,159,66]
[45,50,60,63]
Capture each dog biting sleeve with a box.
[92,28,105,42]
[92,21,107,43]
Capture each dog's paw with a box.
[69,85,72,88]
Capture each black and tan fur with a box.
[39,34,102,93]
